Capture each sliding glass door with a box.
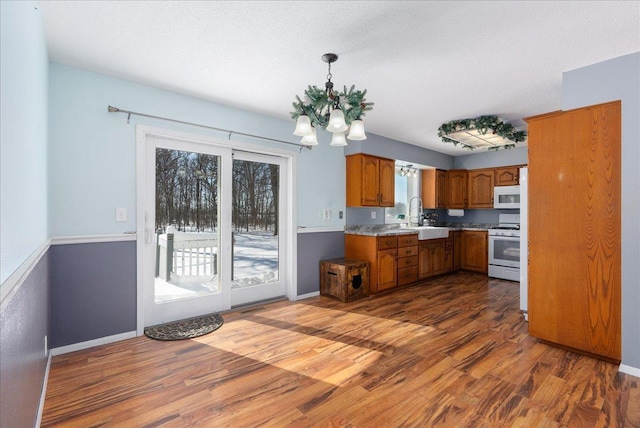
[139,133,290,327]
[231,151,286,307]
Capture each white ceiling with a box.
[39,1,640,156]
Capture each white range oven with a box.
[488,213,520,282]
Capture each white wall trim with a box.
[0,238,51,310]
[50,331,137,356]
[296,291,320,300]
[619,364,640,378]
[35,352,52,428]
[51,233,137,246]
[297,227,344,234]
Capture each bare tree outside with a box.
[154,148,280,300]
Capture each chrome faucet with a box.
[408,197,423,227]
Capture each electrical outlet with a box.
[339,211,343,219]
[371,211,377,219]
[323,209,331,220]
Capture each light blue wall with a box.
[48,63,346,236]
[0,1,49,284]
[0,3,50,427]
[562,52,640,370]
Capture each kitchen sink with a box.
[401,226,450,240]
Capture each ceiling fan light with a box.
[300,127,318,145]
[329,131,348,146]
[326,109,348,133]
[293,114,313,136]
[347,119,367,140]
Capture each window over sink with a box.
[385,163,420,224]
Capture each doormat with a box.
[144,313,223,341]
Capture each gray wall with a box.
[562,52,640,370]
[345,134,455,170]
[297,232,345,295]
[454,146,528,169]
[0,252,49,428]
[49,241,137,348]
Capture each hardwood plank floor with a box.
[42,272,639,427]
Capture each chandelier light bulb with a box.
[347,119,367,140]
[293,114,313,136]
[300,127,318,145]
[329,131,348,146]
[326,109,348,133]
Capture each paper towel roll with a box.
[447,209,464,217]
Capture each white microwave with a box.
[494,185,520,209]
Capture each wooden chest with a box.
[320,258,369,302]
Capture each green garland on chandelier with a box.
[290,85,374,129]
[438,115,527,150]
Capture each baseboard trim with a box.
[35,352,52,428]
[50,331,137,356]
[296,291,320,300]
[619,363,640,378]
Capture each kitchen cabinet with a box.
[452,231,462,271]
[446,170,467,208]
[467,169,495,208]
[418,239,446,279]
[346,154,395,207]
[345,233,419,294]
[397,234,418,286]
[421,169,447,209]
[525,101,621,362]
[494,166,520,186]
[461,230,487,273]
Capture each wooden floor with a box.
[42,272,639,427]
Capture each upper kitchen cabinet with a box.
[422,169,447,209]
[467,169,495,208]
[526,101,621,363]
[346,154,395,207]
[446,170,467,208]
[494,166,521,186]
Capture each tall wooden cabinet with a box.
[525,101,621,362]
[346,154,395,207]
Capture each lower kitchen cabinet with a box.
[461,230,488,273]
[418,239,446,279]
[376,249,397,292]
[345,233,418,294]
[453,231,462,271]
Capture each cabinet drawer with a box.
[397,255,418,268]
[397,266,418,285]
[398,234,418,247]
[378,236,398,250]
[445,239,453,251]
[397,246,418,257]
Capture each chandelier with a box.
[291,53,373,146]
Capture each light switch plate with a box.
[115,207,127,222]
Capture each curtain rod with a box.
[107,105,312,151]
